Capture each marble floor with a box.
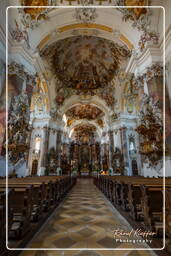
[20,178,158,256]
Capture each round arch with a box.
[58,95,113,119]
[25,8,139,51]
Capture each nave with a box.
[20,178,157,255]
[1,1,171,255]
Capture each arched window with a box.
[129,140,135,151]
[129,136,136,158]
[35,137,41,153]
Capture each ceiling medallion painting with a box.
[66,104,104,120]
[41,36,131,93]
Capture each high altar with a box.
[80,167,90,176]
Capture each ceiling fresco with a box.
[40,36,131,92]
[74,124,96,133]
[72,124,97,142]
[66,104,104,120]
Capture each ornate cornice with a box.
[126,45,162,74]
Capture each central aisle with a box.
[21,178,157,255]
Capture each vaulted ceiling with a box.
[40,36,131,92]
[66,104,104,121]
[6,0,164,141]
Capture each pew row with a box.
[0,175,76,253]
[94,175,171,253]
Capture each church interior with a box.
[0,0,171,255]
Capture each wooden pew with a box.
[0,189,13,255]
[166,190,171,254]
[94,175,171,238]
[4,179,56,212]
[0,175,76,245]
[140,185,163,234]
[0,183,43,222]
[0,185,33,239]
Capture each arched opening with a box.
[1,3,168,252]
[31,159,38,176]
[132,159,138,176]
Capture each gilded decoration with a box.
[136,94,163,167]
[124,0,147,20]
[30,75,49,113]
[7,92,31,164]
[38,29,133,53]
[19,0,51,29]
[19,0,151,31]
[96,119,104,128]
[117,0,151,31]
[67,119,75,127]
[22,0,48,19]
[57,24,113,34]
[122,73,139,114]
[66,104,104,120]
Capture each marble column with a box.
[108,130,114,169]
[56,130,62,168]
[88,143,92,168]
[99,143,103,170]
[100,143,104,170]
[102,143,109,171]
[92,143,96,167]
[119,126,130,175]
[40,127,50,170]
[26,124,32,173]
[27,127,35,175]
